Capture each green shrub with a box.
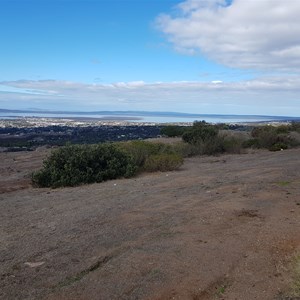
[181,121,226,155]
[143,153,183,172]
[290,121,300,133]
[269,142,288,152]
[118,140,175,169]
[32,143,136,188]
[182,121,219,145]
[276,125,291,134]
[222,137,244,154]
[160,125,189,137]
[198,136,225,155]
[242,138,260,148]
[215,123,230,130]
[170,142,200,157]
[248,124,300,151]
[251,126,278,149]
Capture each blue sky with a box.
[1,0,300,116]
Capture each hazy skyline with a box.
[1,0,300,116]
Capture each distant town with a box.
[0,115,296,152]
[0,117,172,151]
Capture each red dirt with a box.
[1,148,300,299]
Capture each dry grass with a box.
[290,254,300,298]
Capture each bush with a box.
[181,121,224,155]
[251,126,278,149]
[160,125,189,137]
[143,153,183,172]
[182,121,219,145]
[276,125,291,134]
[32,143,136,188]
[118,140,175,169]
[198,136,225,155]
[290,121,300,133]
[269,143,288,152]
[170,142,200,157]
[249,125,299,151]
[222,137,244,154]
[242,138,260,148]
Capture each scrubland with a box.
[1,123,300,299]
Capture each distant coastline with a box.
[0,108,299,124]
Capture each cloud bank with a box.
[1,78,300,116]
[156,0,300,71]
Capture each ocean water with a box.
[133,115,287,124]
[0,112,298,124]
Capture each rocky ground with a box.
[1,147,300,299]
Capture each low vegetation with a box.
[181,121,247,155]
[118,140,176,169]
[290,254,300,298]
[32,141,184,188]
[181,121,300,154]
[160,125,189,137]
[281,254,300,299]
[245,124,300,151]
[32,143,137,188]
[143,153,183,172]
[32,121,300,188]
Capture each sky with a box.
[1,0,300,116]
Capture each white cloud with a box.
[112,81,145,88]
[1,78,300,116]
[156,0,300,71]
[0,83,58,96]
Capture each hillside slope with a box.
[1,148,300,299]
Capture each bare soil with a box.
[1,148,300,299]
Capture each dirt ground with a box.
[1,148,300,300]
